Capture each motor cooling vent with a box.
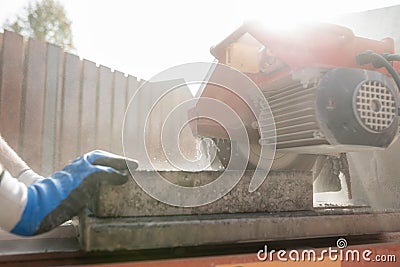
[354,80,397,132]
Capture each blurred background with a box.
[1,0,399,80]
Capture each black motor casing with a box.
[261,67,398,153]
[316,68,398,149]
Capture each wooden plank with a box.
[111,71,127,154]
[21,38,47,173]
[126,75,140,106]
[0,31,25,152]
[96,65,113,151]
[0,33,3,112]
[59,53,81,167]
[79,60,98,154]
[123,75,141,159]
[0,32,3,130]
[0,33,2,112]
[0,33,3,59]
[41,44,62,176]
[53,52,65,171]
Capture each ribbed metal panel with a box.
[261,80,328,149]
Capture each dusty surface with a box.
[94,170,313,217]
[347,137,400,209]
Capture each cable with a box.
[384,54,400,62]
[356,51,400,93]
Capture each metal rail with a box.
[0,233,399,266]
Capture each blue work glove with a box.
[0,150,138,236]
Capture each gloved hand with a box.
[0,150,138,236]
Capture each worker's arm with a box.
[0,140,138,236]
[0,136,41,185]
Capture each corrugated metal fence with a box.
[0,30,142,175]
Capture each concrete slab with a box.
[79,210,400,251]
[93,170,313,217]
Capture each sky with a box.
[0,0,400,80]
